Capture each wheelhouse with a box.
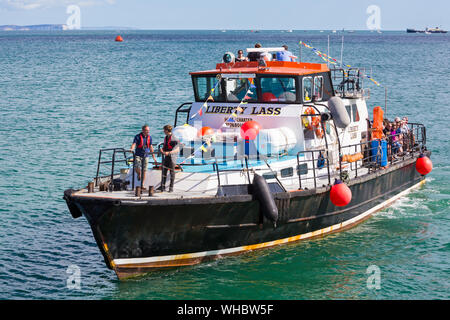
[191,61,335,104]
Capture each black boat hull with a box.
[65,156,427,279]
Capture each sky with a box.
[0,0,448,30]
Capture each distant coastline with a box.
[0,24,69,31]
[0,24,139,31]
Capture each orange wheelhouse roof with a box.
[190,61,330,77]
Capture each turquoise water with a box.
[0,30,449,300]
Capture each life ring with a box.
[303,107,320,131]
[315,126,324,138]
[304,107,323,138]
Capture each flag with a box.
[200,145,208,152]
[231,112,237,117]
[207,95,214,102]
[198,108,203,116]
[236,106,244,113]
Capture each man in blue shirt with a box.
[130,125,157,184]
[276,45,296,62]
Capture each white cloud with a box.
[0,0,115,10]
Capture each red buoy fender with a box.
[115,35,123,42]
[416,154,432,175]
[198,126,214,137]
[240,120,261,141]
[330,179,352,207]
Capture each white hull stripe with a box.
[113,180,425,266]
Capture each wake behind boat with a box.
[64,47,432,280]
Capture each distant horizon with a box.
[1,24,445,32]
[0,0,448,31]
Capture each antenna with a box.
[299,42,302,62]
[327,35,330,68]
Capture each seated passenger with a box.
[391,119,403,155]
[247,43,262,61]
[236,50,248,62]
[276,45,296,62]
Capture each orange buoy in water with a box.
[115,35,123,42]
[240,120,261,141]
[330,179,352,207]
[416,154,433,175]
[198,126,214,137]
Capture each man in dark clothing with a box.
[130,125,157,184]
[247,43,262,61]
[158,124,180,192]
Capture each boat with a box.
[64,48,432,280]
[407,27,447,33]
[407,28,424,33]
[425,27,447,33]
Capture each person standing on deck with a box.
[276,45,296,61]
[158,125,180,192]
[130,125,157,186]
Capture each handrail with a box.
[174,102,192,127]
[95,148,130,187]
[296,149,331,190]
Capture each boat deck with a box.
[74,164,373,200]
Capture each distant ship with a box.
[407,27,447,34]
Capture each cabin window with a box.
[351,104,360,122]
[314,76,324,101]
[303,77,313,103]
[260,77,297,103]
[297,163,308,175]
[193,76,225,102]
[222,75,257,102]
[262,172,278,180]
[281,167,294,177]
[344,103,360,122]
[345,104,352,120]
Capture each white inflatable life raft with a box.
[256,127,297,155]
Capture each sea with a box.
[0,30,449,300]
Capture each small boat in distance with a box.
[407,27,447,33]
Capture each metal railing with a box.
[95,148,132,188]
[294,123,427,190]
[93,123,426,193]
[296,149,331,190]
[174,102,192,127]
[331,67,370,99]
[95,147,161,191]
